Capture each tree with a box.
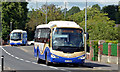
[26,4,64,40]
[27,4,63,28]
[67,7,100,24]
[92,4,101,11]
[67,6,80,15]
[41,4,63,22]
[2,2,28,41]
[0,1,1,11]
[79,8,118,40]
[67,6,118,40]
[102,5,120,24]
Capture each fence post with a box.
[89,40,93,61]
[108,43,112,63]
[98,41,102,62]
[117,43,120,64]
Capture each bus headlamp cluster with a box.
[78,56,85,59]
[51,54,59,58]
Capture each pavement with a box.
[0,46,119,72]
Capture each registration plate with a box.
[65,60,72,62]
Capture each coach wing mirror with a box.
[84,32,89,40]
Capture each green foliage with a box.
[80,8,117,40]
[117,25,120,42]
[92,4,101,11]
[67,9,84,24]
[2,2,28,41]
[26,4,64,40]
[0,1,2,11]
[91,40,98,61]
[105,40,118,44]
[102,5,120,24]
[67,7,118,40]
[67,6,80,15]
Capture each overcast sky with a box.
[27,0,119,2]
[27,0,119,11]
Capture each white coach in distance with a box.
[10,29,27,46]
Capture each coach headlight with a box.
[51,54,59,58]
[78,56,85,59]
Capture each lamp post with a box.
[10,22,12,32]
[64,1,67,20]
[46,0,47,24]
[36,1,37,26]
[85,0,87,57]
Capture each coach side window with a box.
[34,29,38,38]
[40,28,50,38]
[38,29,41,38]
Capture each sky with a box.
[27,0,119,11]
[26,0,119,2]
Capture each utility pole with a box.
[36,1,38,26]
[85,0,87,57]
[10,22,12,32]
[46,0,47,24]
[64,1,67,20]
[0,11,2,46]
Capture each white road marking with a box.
[19,58,24,61]
[25,60,30,63]
[15,57,19,59]
[60,69,65,70]
[32,62,38,64]
[1,47,60,70]
[49,66,58,69]
[11,55,14,57]
[38,64,46,66]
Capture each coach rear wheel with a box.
[45,55,51,66]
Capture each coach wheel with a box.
[37,56,40,63]
[45,54,50,66]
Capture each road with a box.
[1,46,118,72]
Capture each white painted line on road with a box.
[11,55,14,57]
[7,52,11,56]
[15,57,19,59]
[32,62,38,64]
[25,60,30,63]
[49,66,58,69]
[60,69,65,70]
[19,58,24,61]
[38,64,46,66]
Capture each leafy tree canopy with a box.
[92,4,101,11]
[2,2,28,41]
[67,6,80,15]
[67,7,118,40]
[102,5,120,24]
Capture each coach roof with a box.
[36,21,81,29]
[11,29,27,33]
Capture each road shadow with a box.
[84,62,111,67]
[38,60,111,68]
[46,62,111,68]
